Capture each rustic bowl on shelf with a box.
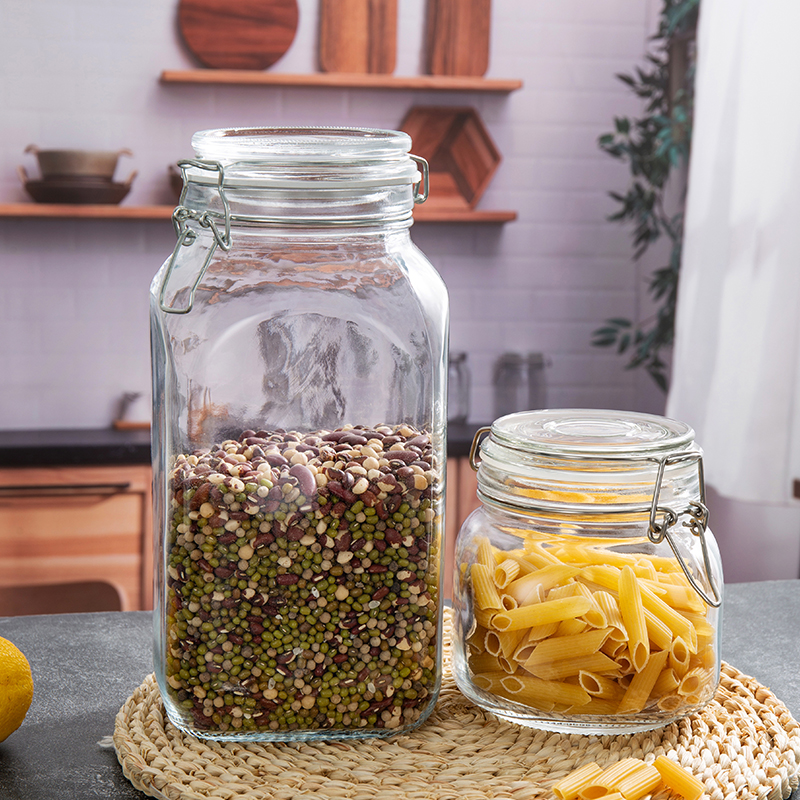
[18,166,137,205]
[24,145,133,181]
[399,105,501,210]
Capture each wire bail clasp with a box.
[158,159,232,315]
[469,426,492,471]
[647,452,721,608]
[410,155,429,204]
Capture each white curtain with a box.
[666,0,800,504]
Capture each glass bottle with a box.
[150,127,449,742]
[452,409,723,734]
[526,352,548,410]
[447,351,471,424]
[493,352,525,418]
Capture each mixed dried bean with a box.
[163,424,441,736]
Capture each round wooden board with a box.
[178,0,299,71]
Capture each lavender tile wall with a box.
[0,0,666,430]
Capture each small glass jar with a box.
[150,128,448,742]
[447,352,471,424]
[452,409,723,734]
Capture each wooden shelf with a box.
[0,203,174,220]
[160,69,523,93]
[415,207,517,223]
[0,203,516,223]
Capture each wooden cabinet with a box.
[0,464,153,612]
[444,456,481,599]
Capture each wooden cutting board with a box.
[178,0,299,70]
[425,0,491,77]
[319,0,397,74]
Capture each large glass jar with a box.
[452,409,723,734]
[150,128,448,742]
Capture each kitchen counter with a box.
[0,580,798,799]
[0,427,152,468]
[0,423,487,468]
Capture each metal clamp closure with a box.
[469,426,492,471]
[647,452,721,608]
[411,155,429,204]
[158,159,232,315]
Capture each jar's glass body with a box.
[452,410,723,735]
[150,128,448,742]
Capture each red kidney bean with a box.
[289,463,316,496]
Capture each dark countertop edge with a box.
[0,428,153,468]
[0,423,487,468]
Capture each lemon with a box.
[0,636,34,742]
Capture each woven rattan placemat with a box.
[114,613,800,800]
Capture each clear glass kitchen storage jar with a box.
[452,409,723,734]
[150,127,448,742]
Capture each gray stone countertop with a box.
[0,580,798,799]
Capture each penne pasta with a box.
[497,628,527,661]
[594,758,646,791]
[567,698,620,716]
[467,652,505,674]
[669,636,691,677]
[619,566,649,672]
[579,671,626,701]
[683,612,716,650]
[554,756,704,800]
[677,666,710,697]
[506,564,581,606]
[523,651,620,682]
[494,558,521,588]
[692,644,717,670]
[573,581,608,628]
[493,595,592,631]
[521,540,562,566]
[638,583,698,652]
[643,607,674,651]
[500,593,519,610]
[657,693,684,711]
[594,591,627,637]
[577,564,621,594]
[474,607,497,629]
[484,630,502,657]
[552,762,603,800]
[499,672,592,708]
[471,563,504,611]
[616,648,669,714]
[476,537,497,569]
[615,762,661,800]
[553,543,634,568]
[653,755,705,800]
[632,559,658,581]
[642,579,706,613]
[555,618,589,637]
[471,671,508,692]
[652,667,680,698]
[512,623,561,662]
[524,627,612,666]
[461,530,718,722]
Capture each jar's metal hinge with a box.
[411,155,429,204]
[469,426,492,471]
[158,159,232,315]
[647,452,722,608]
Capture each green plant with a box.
[592,0,699,392]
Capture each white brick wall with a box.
[0,0,666,429]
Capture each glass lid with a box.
[491,409,695,458]
[192,127,414,165]
[475,409,703,516]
